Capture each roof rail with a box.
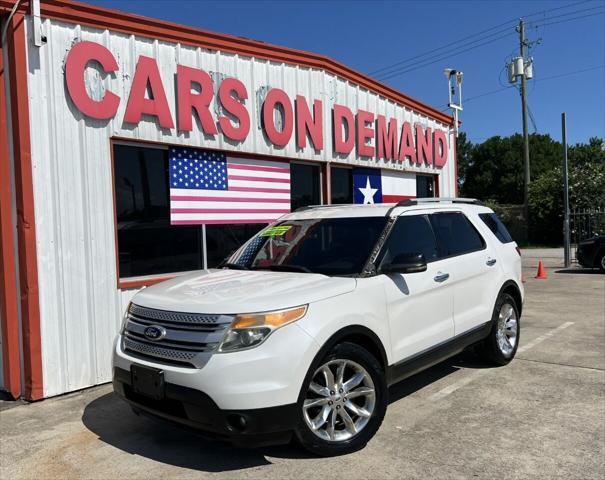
[294,204,353,212]
[396,197,484,207]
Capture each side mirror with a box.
[381,253,427,274]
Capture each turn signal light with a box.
[232,305,308,329]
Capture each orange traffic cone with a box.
[535,260,547,279]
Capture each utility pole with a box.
[518,19,531,220]
[562,113,571,268]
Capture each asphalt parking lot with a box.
[1,249,604,480]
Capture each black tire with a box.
[478,293,521,366]
[294,342,387,456]
[596,251,605,273]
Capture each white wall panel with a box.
[26,17,455,396]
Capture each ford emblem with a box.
[143,325,166,341]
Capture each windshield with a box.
[224,217,388,276]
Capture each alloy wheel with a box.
[302,359,376,442]
[496,302,518,357]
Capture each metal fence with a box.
[570,208,605,262]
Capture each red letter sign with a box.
[433,129,448,167]
[356,110,375,158]
[262,89,293,146]
[398,121,416,164]
[416,124,433,166]
[333,105,354,154]
[218,78,250,142]
[177,65,217,134]
[124,56,174,129]
[65,41,120,120]
[377,115,398,160]
[295,96,323,150]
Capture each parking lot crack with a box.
[515,357,605,372]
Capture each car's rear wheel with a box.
[295,342,387,456]
[478,293,520,366]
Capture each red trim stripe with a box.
[170,195,290,203]
[171,208,290,214]
[382,195,416,203]
[7,14,44,401]
[228,174,289,184]
[227,163,289,174]
[172,219,274,225]
[0,22,22,400]
[230,186,291,193]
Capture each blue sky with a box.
[85,0,604,145]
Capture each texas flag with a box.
[353,168,416,204]
[381,170,417,203]
[353,168,382,204]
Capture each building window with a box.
[113,144,204,278]
[290,162,321,211]
[416,175,436,198]
[113,144,327,280]
[331,166,353,204]
[205,224,265,268]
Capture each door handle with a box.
[486,258,497,266]
[434,272,450,283]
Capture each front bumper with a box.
[113,321,318,410]
[113,367,297,447]
[576,247,593,268]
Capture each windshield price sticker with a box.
[260,225,292,237]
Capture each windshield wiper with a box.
[222,262,249,270]
[259,264,313,273]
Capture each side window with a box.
[379,215,438,266]
[430,212,485,258]
[479,213,514,243]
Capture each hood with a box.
[132,269,357,314]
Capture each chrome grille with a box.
[129,304,223,325]
[122,304,233,368]
[123,338,198,363]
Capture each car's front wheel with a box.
[597,251,605,273]
[294,342,387,456]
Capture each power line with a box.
[528,3,605,26]
[531,9,605,28]
[376,6,604,81]
[369,26,513,77]
[527,103,538,133]
[368,0,592,78]
[377,32,515,81]
[465,65,605,103]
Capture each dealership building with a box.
[0,0,456,400]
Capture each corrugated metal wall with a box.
[25,17,456,397]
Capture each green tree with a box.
[455,132,474,193]
[529,137,605,244]
[461,134,562,204]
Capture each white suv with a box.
[112,198,523,456]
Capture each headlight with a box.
[120,302,132,333]
[218,305,307,352]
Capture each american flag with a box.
[169,147,291,225]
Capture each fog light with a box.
[226,414,247,432]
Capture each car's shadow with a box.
[555,268,602,275]
[81,350,486,471]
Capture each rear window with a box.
[479,213,514,244]
[430,212,485,257]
